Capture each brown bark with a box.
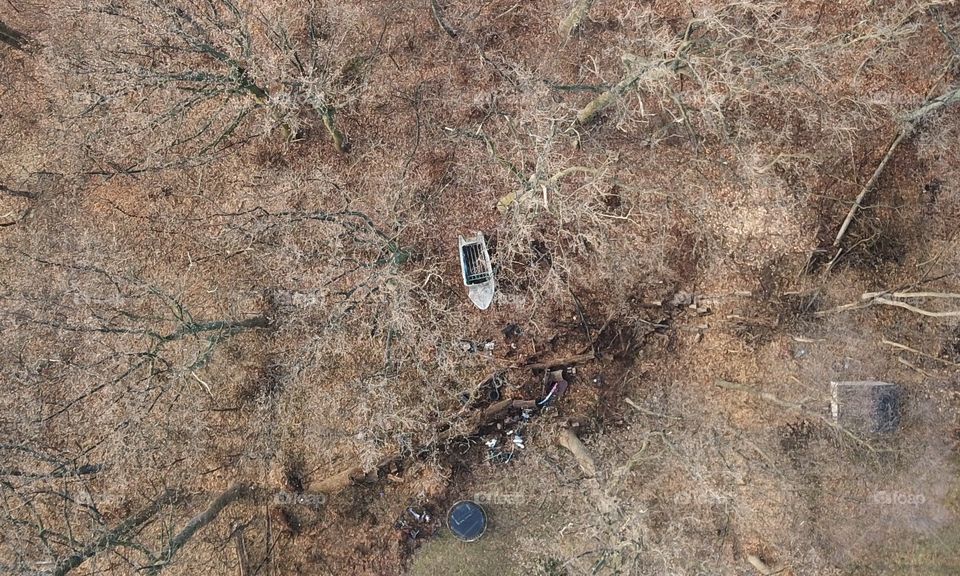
[146,483,252,575]
[557,428,597,477]
[53,489,182,576]
[0,21,29,51]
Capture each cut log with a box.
[557,428,597,477]
[523,352,595,371]
[308,466,365,494]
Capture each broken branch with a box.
[832,130,906,248]
[714,379,880,451]
[881,338,960,367]
[522,352,596,371]
[557,428,597,477]
[558,0,595,38]
[832,83,960,250]
[430,0,458,38]
[871,296,960,318]
[0,20,31,51]
[576,60,662,124]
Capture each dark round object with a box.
[447,500,487,542]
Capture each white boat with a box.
[458,233,495,310]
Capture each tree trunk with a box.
[146,483,252,575]
[0,21,29,51]
[53,489,182,576]
[576,61,662,124]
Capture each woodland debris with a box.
[830,82,960,256]
[746,554,774,575]
[233,525,249,576]
[576,59,663,124]
[558,0,595,37]
[715,378,882,450]
[523,352,595,371]
[0,20,32,51]
[430,0,458,38]
[881,338,960,367]
[624,397,681,420]
[52,489,182,576]
[816,291,960,318]
[557,427,597,477]
[482,398,537,421]
[308,466,365,495]
[320,106,349,153]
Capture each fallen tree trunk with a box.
[146,483,252,575]
[576,60,662,124]
[309,395,541,495]
[831,83,960,252]
[54,489,182,576]
[0,21,30,51]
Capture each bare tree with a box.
[49,0,363,172]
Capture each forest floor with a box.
[2,1,960,575]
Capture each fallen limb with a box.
[746,554,776,575]
[576,60,663,124]
[310,395,538,495]
[481,398,537,421]
[881,338,960,367]
[430,0,458,38]
[832,129,907,248]
[522,352,595,371]
[0,20,30,51]
[863,291,960,300]
[898,356,934,378]
[904,84,960,125]
[308,466,365,494]
[146,483,252,575]
[557,428,597,476]
[832,83,960,250]
[558,0,594,38]
[816,291,960,318]
[54,489,182,576]
[871,296,960,318]
[624,397,681,420]
[0,184,35,199]
[548,165,598,185]
[715,379,800,412]
[320,106,349,153]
